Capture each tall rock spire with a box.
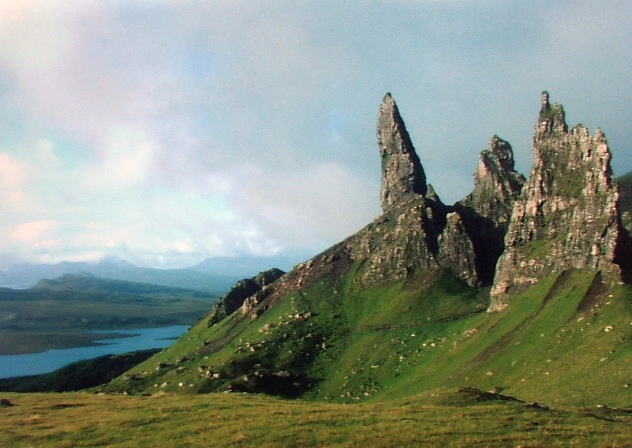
[377,93,427,211]
[490,92,629,310]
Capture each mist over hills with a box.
[0,254,306,293]
[188,254,308,276]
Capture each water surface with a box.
[0,325,188,379]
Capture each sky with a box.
[0,0,631,269]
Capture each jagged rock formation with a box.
[436,211,479,286]
[213,91,630,319]
[459,136,525,228]
[207,268,285,326]
[379,93,427,211]
[363,96,526,288]
[243,96,521,293]
[352,95,480,287]
[453,136,526,285]
[490,92,630,310]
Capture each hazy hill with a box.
[189,255,307,276]
[0,258,245,293]
[617,170,632,233]
[0,274,216,355]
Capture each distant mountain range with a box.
[0,255,307,293]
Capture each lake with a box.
[0,325,189,379]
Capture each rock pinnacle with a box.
[378,93,427,211]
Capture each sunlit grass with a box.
[1,391,630,447]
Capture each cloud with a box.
[11,220,55,243]
[83,126,156,189]
[0,1,630,268]
[231,161,378,250]
[0,152,23,189]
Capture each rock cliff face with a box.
[489,92,630,310]
[350,94,482,287]
[346,192,448,287]
[378,93,427,211]
[454,136,526,285]
[207,268,285,326]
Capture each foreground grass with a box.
[1,391,630,447]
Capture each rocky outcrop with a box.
[207,268,285,326]
[366,95,493,287]
[378,93,427,211]
[453,136,526,284]
[490,92,630,310]
[207,91,630,322]
[259,96,523,293]
[356,95,470,286]
[437,212,478,286]
[347,193,447,287]
[459,136,525,228]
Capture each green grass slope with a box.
[105,267,632,408]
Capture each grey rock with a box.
[454,136,526,285]
[490,92,630,310]
[206,91,631,321]
[378,93,427,211]
[207,268,285,326]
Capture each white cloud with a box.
[0,1,630,268]
[83,126,156,189]
[11,220,56,243]
[0,152,22,187]
[231,161,378,249]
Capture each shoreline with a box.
[0,325,188,379]
[0,330,143,356]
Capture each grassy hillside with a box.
[0,274,216,354]
[104,267,632,408]
[1,390,631,447]
[0,350,159,392]
[3,266,632,447]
